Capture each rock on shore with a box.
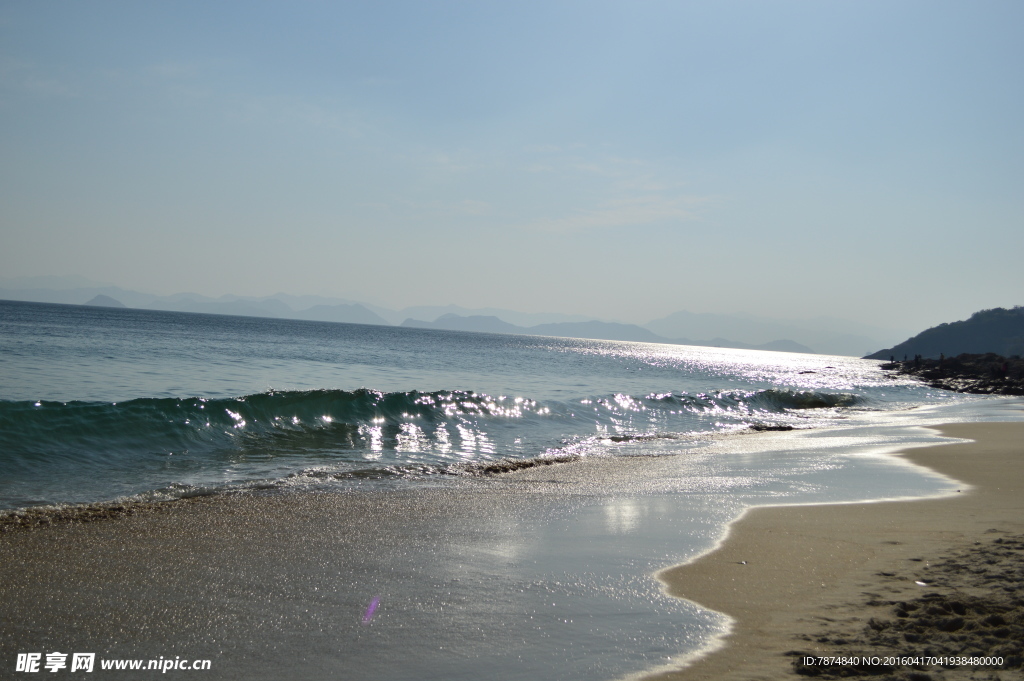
[880,353,1024,396]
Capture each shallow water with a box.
[2,299,1022,680]
[0,299,979,509]
[2,403,1019,681]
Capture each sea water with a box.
[1,299,1020,680]
[0,299,986,510]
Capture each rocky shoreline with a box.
[880,353,1024,396]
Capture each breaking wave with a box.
[0,387,865,509]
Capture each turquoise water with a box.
[0,298,977,509]
[4,298,1022,681]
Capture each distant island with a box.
[0,275,914,356]
[83,294,126,308]
[401,314,814,353]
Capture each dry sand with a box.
[650,422,1024,681]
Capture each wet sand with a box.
[0,450,737,680]
[1,423,1020,680]
[651,422,1024,680]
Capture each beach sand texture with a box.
[0,450,732,680]
[1,422,1021,680]
[651,422,1024,680]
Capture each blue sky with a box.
[1,1,1021,330]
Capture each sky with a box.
[1,1,1022,331]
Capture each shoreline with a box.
[1,418,1019,680]
[649,421,1024,680]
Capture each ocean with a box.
[1,298,1019,680]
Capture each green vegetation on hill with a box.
[865,307,1024,360]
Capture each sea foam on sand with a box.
[651,421,1024,681]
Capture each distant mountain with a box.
[83,294,125,308]
[393,305,593,329]
[645,310,905,357]
[401,315,664,342]
[0,280,387,326]
[747,339,814,353]
[144,297,293,318]
[528,321,665,343]
[676,337,814,353]
[0,285,158,307]
[0,276,853,354]
[401,314,813,352]
[263,293,365,310]
[402,314,523,334]
[864,307,1024,360]
[293,303,390,326]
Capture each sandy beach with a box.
[1,421,1021,680]
[651,421,1024,680]
[0,448,738,681]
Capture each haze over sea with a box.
[2,299,1021,680]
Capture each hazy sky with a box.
[2,1,1021,330]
